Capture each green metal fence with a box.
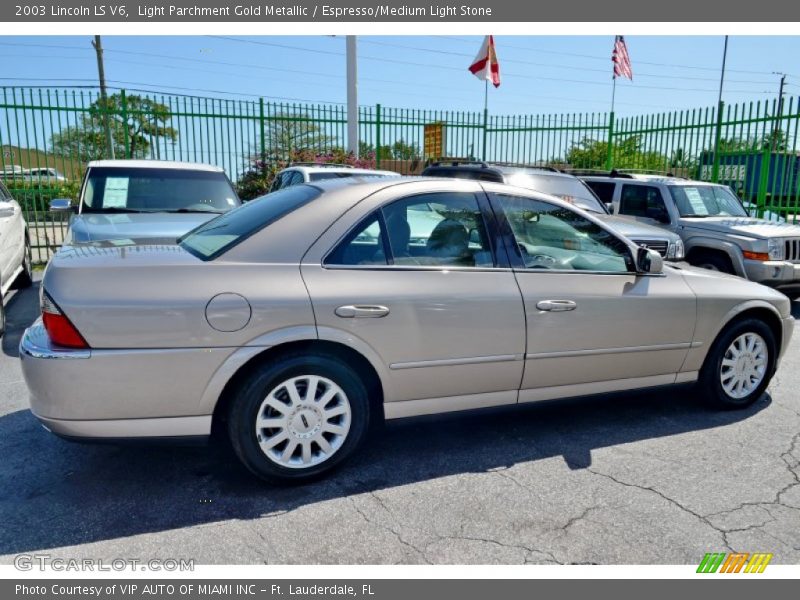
[2,86,799,263]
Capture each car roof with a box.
[87,159,224,172]
[283,165,399,176]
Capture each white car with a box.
[269,164,399,192]
[0,180,33,336]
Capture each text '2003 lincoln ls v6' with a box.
[20,177,794,483]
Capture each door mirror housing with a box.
[637,246,664,274]
[49,198,74,212]
[0,200,14,218]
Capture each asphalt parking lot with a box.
[1,277,799,565]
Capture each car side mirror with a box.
[637,247,664,275]
[49,198,74,212]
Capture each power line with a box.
[432,35,784,76]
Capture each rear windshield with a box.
[83,167,240,214]
[501,171,607,214]
[179,185,320,260]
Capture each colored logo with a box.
[697,552,773,573]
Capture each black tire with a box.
[12,234,33,290]
[698,318,777,409]
[691,251,735,274]
[227,353,372,484]
[0,287,5,338]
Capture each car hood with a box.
[679,216,800,239]
[598,214,679,241]
[68,212,219,243]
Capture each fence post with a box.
[482,106,488,161]
[120,89,131,158]
[605,111,615,170]
[710,100,725,183]
[259,97,266,168]
[375,103,382,168]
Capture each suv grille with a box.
[785,239,800,262]
[631,239,668,257]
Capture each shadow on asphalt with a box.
[0,280,784,556]
[1,281,40,359]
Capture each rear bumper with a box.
[20,319,223,439]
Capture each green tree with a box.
[262,115,336,160]
[50,94,178,161]
[566,135,669,171]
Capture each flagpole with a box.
[482,79,489,162]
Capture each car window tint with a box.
[325,212,388,266]
[286,171,305,186]
[179,185,320,260]
[619,185,668,220]
[381,192,494,268]
[585,181,615,204]
[0,182,9,199]
[495,194,632,273]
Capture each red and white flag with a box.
[612,35,633,80]
[469,35,501,88]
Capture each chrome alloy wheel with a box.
[720,332,768,400]
[254,375,352,469]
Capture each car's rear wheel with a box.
[699,318,776,409]
[227,353,372,484]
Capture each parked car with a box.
[269,163,399,192]
[21,177,793,483]
[0,180,32,336]
[23,167,67,183]
[582,173,800,297]
[422,162,684,260]
[51,160,241,243]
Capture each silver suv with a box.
[582,174,800,298]
[269,164,399,192]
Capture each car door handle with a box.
[335,305,390,318]
[536,300,577,312]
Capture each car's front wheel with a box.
[227,353,372,484]
[699,318,777,409]
[13,233,33,289]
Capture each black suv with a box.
[420,161,685,260]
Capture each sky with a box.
[1,35,799,117]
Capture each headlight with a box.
[767,238,784,261]
[668,239,685,260]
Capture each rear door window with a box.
[619,185,669,221]
[585,181,616,204]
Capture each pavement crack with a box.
[427,533,563,565]
[348,496,431,564]
[587,468,734,552]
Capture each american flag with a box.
[612,35,633,80]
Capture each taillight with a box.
[41,292,89,349]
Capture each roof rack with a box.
[288,162,355,168]
[488,161,562,172]
[427,157,488,168]
[562,168,634,178]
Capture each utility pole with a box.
[710,35,728,183]
[346,35,358,158]
[92,35,115,159]
[773,72,787,150]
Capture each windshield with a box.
[670,185,748,218]
[502,171,607,213]
[83,167,240,214]
[179,184,320,260]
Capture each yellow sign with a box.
[423,123,446,160]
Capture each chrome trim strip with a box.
[384,390,518,419]
[390,353,522,370]
[518,374,678,404]
[32,413,212,438]
[525,342,692,360]
[20,319,91,360]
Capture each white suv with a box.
[269,164,399,192]
[0,180,32,336]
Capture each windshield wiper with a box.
[170,207,226,214]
